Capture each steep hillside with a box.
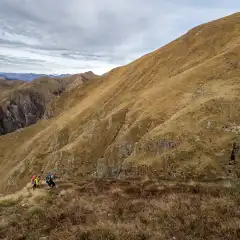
[0,13,239,194]
[0,72,98,135]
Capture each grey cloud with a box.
[0,55,46,65]
[0,0,239,74]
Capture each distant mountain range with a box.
[0,72,71,81]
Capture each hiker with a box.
[31,175,36,184]
[46,173,51,185]
[33,175,40,190]
[46,173,57,188]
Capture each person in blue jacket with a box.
[46,173,57,188]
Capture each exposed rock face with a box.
[0,91,45,135]
[0,72,98,135]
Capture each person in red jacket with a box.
[31,175,36,184]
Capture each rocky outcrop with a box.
[0,72,99,135]
[0,91,45,135]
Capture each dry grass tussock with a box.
[0,178,239,240]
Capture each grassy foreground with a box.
[0,178,239,240]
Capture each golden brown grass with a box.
[0,178,239,240]
[0,13,239,195]
[1,11,239,240]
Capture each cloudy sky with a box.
[0,0,239,75]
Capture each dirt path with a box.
[0,176,239,205]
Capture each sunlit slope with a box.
[0,13,239,193]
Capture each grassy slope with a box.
[0,79,25,102]
[0,178,239,240]
[0,13,240,194]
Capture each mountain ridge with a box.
[0,71,99,135]
[0,73,72,81]
[0,12,239,195]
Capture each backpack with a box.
[46,174,51,183]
